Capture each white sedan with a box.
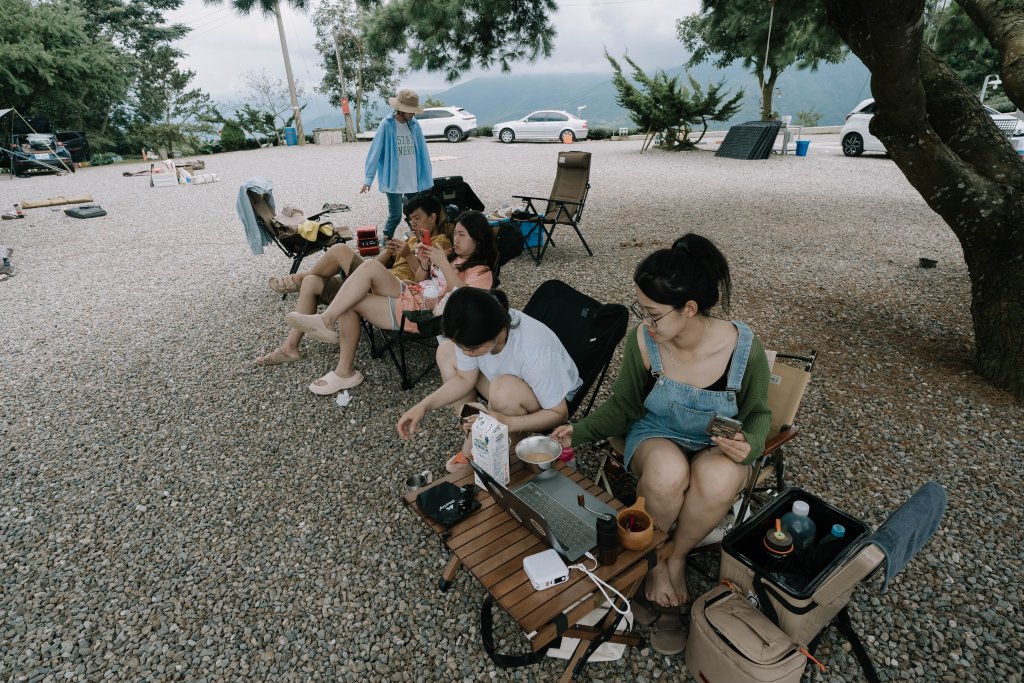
[841,97,1024,156]
[492,110,589,143]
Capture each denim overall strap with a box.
[725,321,754,392]
[642,327,665,375]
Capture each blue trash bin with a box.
[795,140,810,157]
[284,127,298,146]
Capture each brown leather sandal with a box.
[268,274,300,293]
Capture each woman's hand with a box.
[712,430,750,463]
[419,243,448,267]
[397,404,427,440]
[550,424,574,448]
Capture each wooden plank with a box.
[450,517,520,553]
[460,524,532,566]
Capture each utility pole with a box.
[274,2,305,145]
[333,29,357,142]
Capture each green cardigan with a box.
[572,324,772,465]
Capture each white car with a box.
[416,107,477,142]
[492,110,589,143]
[841,97,1024,156]
[356,107,477,143]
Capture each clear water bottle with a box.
[558,447,576,469]
[781,500,816,553]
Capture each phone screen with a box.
[460,403,481,420]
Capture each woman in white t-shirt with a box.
[396,288,582,472]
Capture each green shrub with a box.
[794,109,823,127]
[90,152,122,166]
[587,127,613,140]
[474,125,493,137]
[220,121,247,152]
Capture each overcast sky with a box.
[170,0,701,103]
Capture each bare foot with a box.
[644,562,681,607]
[255,346,301,366]
[667,555,689,604]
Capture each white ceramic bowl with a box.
[515,435,562,470]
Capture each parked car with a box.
[355,107,478,143]
[417,107,477,142]
[9,133,74,176]
[492,110,589,143]
[55,131,91,163]
[841,97,1024,156]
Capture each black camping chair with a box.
[361,260,504,391]
[245,186,352,277]
[522,279,628,419]
[510,151,593,265]
[427,176,484,216]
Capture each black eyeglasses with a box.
[630,302,675,328]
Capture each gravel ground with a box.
[2,137,1022,682]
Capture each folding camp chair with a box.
[243,184,352,276]
[521,279,629,419]
[362,311,445,390]
[594,348,818,539]
[510,151,594,265]
[427,176,484,215]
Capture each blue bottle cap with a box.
[831,524,846,538]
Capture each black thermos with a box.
[596,515,618,565]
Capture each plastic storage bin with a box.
[284,126,298,146]
[719,487,883,645]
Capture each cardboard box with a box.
[471,413,509,489]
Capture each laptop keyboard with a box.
[516,483,594,553]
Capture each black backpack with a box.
[494,222,524,267]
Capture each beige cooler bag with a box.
[686,584,809,683]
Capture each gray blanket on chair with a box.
[868,481,947,592]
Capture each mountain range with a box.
[302,56,871,133]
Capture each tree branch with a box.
[956,0,1024,109]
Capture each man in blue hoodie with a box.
[361,88,434,239]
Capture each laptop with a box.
[470,461,616,562]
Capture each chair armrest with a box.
[512,194,550,204]
[762,425,800,457]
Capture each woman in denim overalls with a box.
[554,234,771,612]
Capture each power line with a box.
[178,13,239,40]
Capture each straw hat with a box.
[389,88,424,115]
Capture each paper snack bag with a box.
[471,413,510,489]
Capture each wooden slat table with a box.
[403,460,669,682]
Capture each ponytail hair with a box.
[442,288,512,347]
[633,233,731,315]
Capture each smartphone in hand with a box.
[706,414,743,439]
[420,229,432,247]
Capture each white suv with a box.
[416,107,477,142]
[841,97,1024,156]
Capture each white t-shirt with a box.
[393,121,418,193]
[455,310,583,410]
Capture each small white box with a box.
[523,549,569,590]
[471,413,509,489]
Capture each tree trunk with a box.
[760,66,780,121]
[274,3,305,145]
[826,0,1024,398]
[332,30,356,142]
